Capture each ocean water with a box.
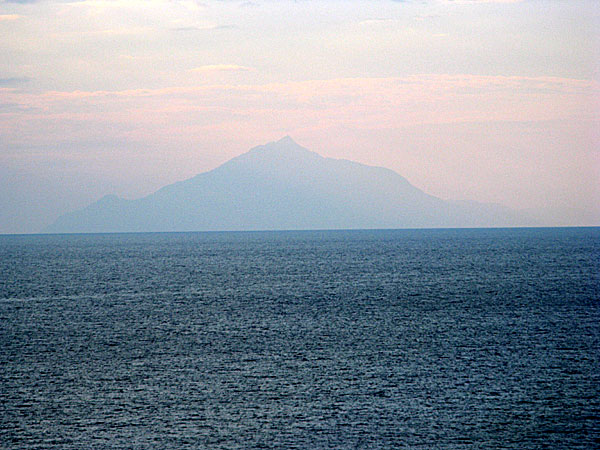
[1,228,599,449]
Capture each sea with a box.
[1,227,599,449]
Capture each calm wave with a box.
[1,228,599,449]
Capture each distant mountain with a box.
[43,137,532,233]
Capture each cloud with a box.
[414,14,440,21]
[171,24,237,31]
[2,75,595,146]
[0,14,21,21]
[118,54,152,61]
[440,0,525,3]
[358,18,394,26]
[0,76,30,86]
[55,26,151,37]
[189,64,255,73]
[0,102,35,112]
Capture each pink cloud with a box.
[1,74,597,149]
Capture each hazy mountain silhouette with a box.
[43,137,531,233]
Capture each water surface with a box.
[1,228,599,449]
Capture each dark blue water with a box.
[1,228,599,449]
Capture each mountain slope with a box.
[43,137,530,233]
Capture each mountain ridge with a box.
[43,137,532,233]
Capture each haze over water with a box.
[1,228,598,449]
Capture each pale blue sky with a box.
[1,0,598,232]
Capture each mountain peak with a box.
[276,135,296,145]
[242,136,318,162]
[265,135,306,152]
[43,138,531,233]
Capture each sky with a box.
[0,0,599,233]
